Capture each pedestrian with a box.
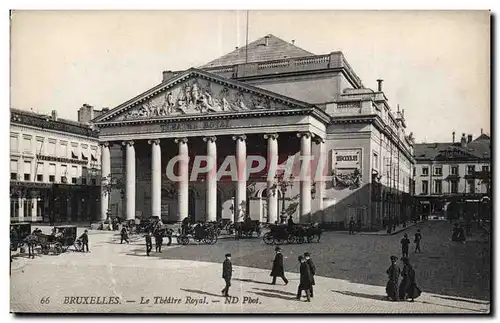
[398,257,422,302]
[155,231,163,253]
[79,230,89,253]
[385,255,400,301]
[296,256,312,302]
[120,227,129,244]
[145,231,153,256]
[26,232,37,259]
[270,246,289,285]
[348,217,356,235]
[221,253,232,297]
[401,233,410,258]
[304,252,316,298]
[414,229,422,253]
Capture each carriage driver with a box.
[181,216,191,235]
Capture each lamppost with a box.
[274,173,294,224]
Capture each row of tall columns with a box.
[264,133,279,224]
[99,132,325,223]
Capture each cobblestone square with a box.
[10,221,490,314]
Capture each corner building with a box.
[94,35,415,230]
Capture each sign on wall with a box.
[331,149,362,190]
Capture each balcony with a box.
[37,154,89,166]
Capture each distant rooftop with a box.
[200,34,315,68]
[414,134,491,161]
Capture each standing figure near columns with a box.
[203,136,217,222]
[297,132,312,223]
[232,135,247,223]
[122,141,136,221]
[100,142,111,222]
[175,138,189,223]
[148,139,162,219]
[264,133,279,224]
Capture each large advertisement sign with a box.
[332,149,362,190]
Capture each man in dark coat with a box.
[304,252,316,297]
[348,217,356,235]
[120,227,129,244]
[385,255,400,301]
[296,256,312,302]
[155,231,163,253]
[145,231,153,256]
[399,257,422,302]
[270,246,289,285]
[79,230,89,253]
[221,253,233,297]
[414,229,422,253]
[400,233,410,259]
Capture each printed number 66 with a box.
[40,297,50,304]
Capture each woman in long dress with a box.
[385,255,400,301]
[399,257,422,302]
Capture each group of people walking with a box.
[221,246,317,302]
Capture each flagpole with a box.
[245,10,249,63]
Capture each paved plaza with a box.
[10,221,490,314]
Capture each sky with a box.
[10,10,490,143]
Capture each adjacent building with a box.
[10,108,101,223]
[90,34,415,230]
[414,131,491,220]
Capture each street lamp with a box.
[277,173,294,223]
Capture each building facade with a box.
[93,34,415,230]
[414,132,491,220]
[10,109,101,223]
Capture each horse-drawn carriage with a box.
[10,222,32,252]
[233,220,261,239]
[32,225,82,254]
[262,223,322,245]
[177,222,218,245]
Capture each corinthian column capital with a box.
[203,136,217,143]
[174,137,188,144]
[232,134,247,142]
[148,139,161,145]
[99,141,111,148]
[263,133,279,140]
[121,140,135,147]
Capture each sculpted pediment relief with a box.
[115,76,288,121]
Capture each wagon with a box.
[176,223,218,245]
[10,222,31,252]
[54,225,81,252]
[262,224,322,245]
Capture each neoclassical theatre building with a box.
[93,35,415,230]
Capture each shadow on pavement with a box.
[249,291,296,301]
[432,295,490,305]
[420,300,485,313]
[332,290,389,302]
[254,288,296,296]
[233,278,270,285]
[180,288,224,298]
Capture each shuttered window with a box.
[23,161,31,181]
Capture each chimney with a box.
[162,70,176,83]
[481,128,483,135]
[264,35,270,46]
[467,134,473,143]
[376,79,383,92]
[460,133,467,147]
[51,110,57,121]
[292,40,295,45]
[452,131,455,143]
[235,46,239,50]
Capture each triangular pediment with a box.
[94,68,313,123]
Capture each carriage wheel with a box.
[263,233,273,245]
[287,235,296,244]
[54,243,63,255]
[274,238,285,245]
[216,228,222,237]
[204,234,217,245]
[296,236,305,244]
[41,245,50,255]
[178,235,189,245]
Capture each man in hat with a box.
[385,255,400,301]
[79,230,89,253]
[296,255,312,302]
[348,217,356,235]
[304,252,316,298]
[221,253,233,297]
[145,231,153,256]
[414,229,422,253]
[401,233,410,259]
[270,246,288,285]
